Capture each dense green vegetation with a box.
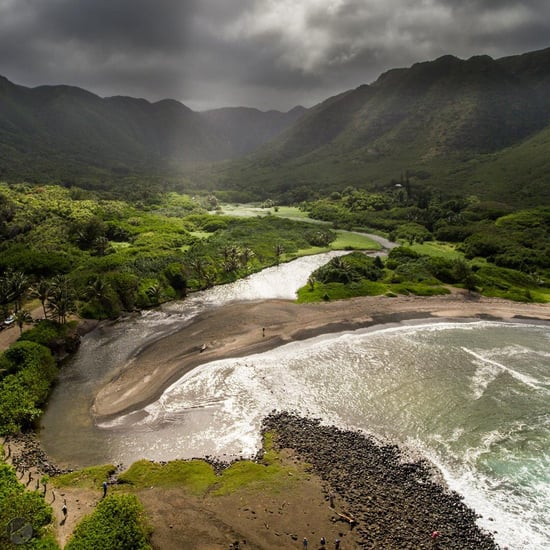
[118,452,296,497]
[214,49,550,207]
[0,178,546,547]
[0,341,58,435]
[65,494,152,550]
[0,184,342,322]
[1,46,547,550]
[0,460,58,548]
[294,186,549,302]
[52,465,117,490]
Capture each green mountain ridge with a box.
[0,76,306,183]
[1,46,550,206]
[218,47,550,206]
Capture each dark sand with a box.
[92,291,550,420]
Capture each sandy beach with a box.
[92,291,550,420]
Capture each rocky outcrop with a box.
[262,412,498,549]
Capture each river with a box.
[40,252,550,549]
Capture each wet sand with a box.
[92,291,550,420]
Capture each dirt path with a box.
[0,305,45,349]
[1,437,102,547]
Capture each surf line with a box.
[461,347,542,391]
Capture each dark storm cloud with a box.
[0,0,549,110]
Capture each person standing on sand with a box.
[431,530,440,548]
[102,480,108,498]
[303,537,308,549]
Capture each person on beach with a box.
[334,538,340,549]
[62,500,67,517]
[102,480,108,498]
[431,530,440,547]
[303,537,308,549]
[320,536,326,546]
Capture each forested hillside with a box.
[0,76,304,187]
[217,47,550,206]
[1,47,550,206]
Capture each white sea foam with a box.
[91,319,550,549]
[462,346,543,390]
[412,437,550,550]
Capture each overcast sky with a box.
[1,0,549,111]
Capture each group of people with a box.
[301,531,440,548]
[302,536,340,549]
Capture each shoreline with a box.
[263,412,499,549]
[92,291,550,421]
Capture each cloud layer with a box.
[1,0,549,110]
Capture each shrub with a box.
[0,341,57,434]
[0,463,57,547]
[65,494,152,550]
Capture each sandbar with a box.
[92,291,550,420]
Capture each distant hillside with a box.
[201,106,307,157]
[217,47,550,206]
[1,47,550,207]
[0,76,305,184]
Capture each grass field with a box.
[407,241,463,260]
[218,204,323,222]
[218,203,383,253]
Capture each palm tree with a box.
[14,309,33,335]
[239,247,255,268]
[0,274,12,320]
[85,276,111,318]
[48,275,77,324]
[221,245,241,273]
[189,256,209,289]
[5,269,29,312]
[274,243,284,265]
[93,236,110,256]
[30,279,51,319]
[146,283,162,305]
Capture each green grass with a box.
[408,241,463,260]
[218,203,382,254]
[391,283,451,296]
[118,460,217,495]
[332,231,382,250]
[52,465,116,489]
[116,438,299,497]
[271,206,312,220]
[297,279,450,303]
[213,459,292,496]
[297,281,387,302]
[218,204,315,221]
[189,230,212,239]
[217,204,269,217]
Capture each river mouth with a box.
[40,316,550,550]
[38,252,550,550]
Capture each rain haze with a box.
[1,0,549,111]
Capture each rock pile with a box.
[4,433,69,477]
[262,412,499,550]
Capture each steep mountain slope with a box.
[220,48,550,205]
[0,76,305,182]
[201,105,306,157]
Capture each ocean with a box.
[39,254,550,549]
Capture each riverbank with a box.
[92,290,550,420]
